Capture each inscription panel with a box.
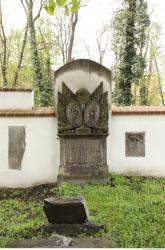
[125,132,145,157]
[9,126,26,170]
[65,139,103,164]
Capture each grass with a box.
[0,174,165,248]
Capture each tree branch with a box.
[34,0,47,22]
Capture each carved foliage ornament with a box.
[58,82,109,134]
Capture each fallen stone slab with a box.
[9,236,113,248]
[43,197,89,224]
[9,234,72,248]
[70,237,113,248]
[36,234,72,248]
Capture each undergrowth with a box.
[0,175,164,248]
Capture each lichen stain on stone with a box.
[9,126,26,170]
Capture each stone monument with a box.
[54,59,111,185]
[43,197,105,236]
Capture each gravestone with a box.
[43,197,105,236]
[55,59,111,185]
[43,197,89,224]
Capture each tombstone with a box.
[43,197,105,236]
[43,197,89,224]
[54,59,111,185]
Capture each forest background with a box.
[0,0,165,106]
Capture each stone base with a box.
[44,222,105,236]
[58,135,109,185]
[57,174,110,186]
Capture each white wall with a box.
[1,114,165,188]
[108,115,165,177]
[0,117,59,188]
[0,91,34,109]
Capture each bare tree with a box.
[145,23,164,105]
[0,0,7,86]
[83,24,111,65]
[83,40,91,59]
[96,25,110,65]
[13,23,29,86]
[52,7,79,65]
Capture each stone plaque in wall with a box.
[9,126,26,170]
[125,132,145,157]
[57,82,109,185]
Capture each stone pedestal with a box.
[57,82,109,185]
[58,134,109,185]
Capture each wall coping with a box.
[0,87,33,92]
[0,106,165,117]
[112,106,165,115]
[0,108,55,117]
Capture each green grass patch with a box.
[0,175,164,247]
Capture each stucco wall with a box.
[0,113,165,188]
[0,117,59,188]
[0,91,34,109]
[108,115,165,177]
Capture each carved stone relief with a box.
[57,82,109,135]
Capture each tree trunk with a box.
[118,0,136,105]
[28,0,44,105]
[13,23,28,86]
[67,11,78,62]
[0,0,7,86]
[153,53,164,106]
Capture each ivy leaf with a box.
[44,0,56,15]
[70,0,80,12]
[56,0,67,7]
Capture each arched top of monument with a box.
[54,59,111,82]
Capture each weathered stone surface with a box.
[71,237,113,248]
[43,197,89,224]
[57,81,109,185]
[54,59,111,109]
[125,132,145,157]
[9,236,113,248]
[58,82,108,135]
[65,138,104,164]
[8,126,26,170]
[58,135,109,185]
[35,234,72,248]
[44,222,105,236]
[9,235,72,248]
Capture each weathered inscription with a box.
[125,132,145,157]
[66,139,102,164]
[9,126,26,170]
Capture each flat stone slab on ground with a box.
[9,234,72,248]
[43,197,89,224]
[71,237,113,248]
[9,236,113,248]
